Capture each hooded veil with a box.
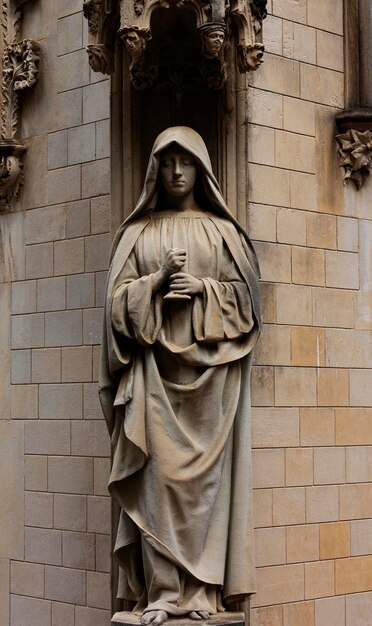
[100,127,261,616]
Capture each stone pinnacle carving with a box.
[0,0,40,211]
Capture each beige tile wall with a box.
[249,2,372,625]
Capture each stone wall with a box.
[0,1,371,626]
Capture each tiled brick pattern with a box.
[249,2,372,625]
[2,3,111,625]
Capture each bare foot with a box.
[140,610,168,625]
[189,611,209,620]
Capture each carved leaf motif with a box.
[336,129,372,189]
[83,0,105,36]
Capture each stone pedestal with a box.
[112,612,245,626]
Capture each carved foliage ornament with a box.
[0,0,40,211]
[336,129,372,190]
[83,0,267,89]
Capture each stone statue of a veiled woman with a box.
[99,127,262,625]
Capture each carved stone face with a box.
[124,30,144,58]
[159,148,197,200]
[202,28,225,58]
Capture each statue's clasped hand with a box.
[169,272,203,296]
[161,247,187,275]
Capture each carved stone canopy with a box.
[83,0,267,89]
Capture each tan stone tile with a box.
[260,283,277,324]
[314,447,345,485]
[52,601,75,626]
[248,204,277,242]
[253,489,273,528]
[85,233,111,272]
[307,0,343,34]
[325,251,359,289]
[337,216,358,252]
[82,158,110,199]
[263,14,283,55]
[350,369,372,407]
[11,384,38,419]
[87,571,111,609]
[273,487,305,526]
[84,383,102,420]
[306,486,339,523]
[38,277,66,312]
[315,105,346,217]
[255,527,286,567]
[326,329,372,369]
[351,520,372,557]
[307,213,337,249]
[293,23,316,64]
[300,408,335,447]
[96,534,110,572]
[335,555,372,595]
[96,119,110,160]
[39,383,82,419]
[0,422,24,559]
[21,135,48,210]
[26,243,54,279]
[277,208,307,246]
[58,12,83,55]
[251,564,305,607]
[75,606,111,626]
[10,561,44,598]
[287,525,319,563]
[45,565,86,605]
[0,559,9,626]
[92,345,100,382]
[316,31,343,72]
[340,484,372,520]
[272,0,306,23]
[275,367,317,407]
[248,124,276,166]
[87,496,111,535]
[83,308,102,345]
[54,238,85,276]
[68,123,96,165]
[290,171,316,211]
[305,560,334,599]
[83,81,110,124]
[32,348,61,383]
[283,600,314,626]
[315,596,345,626]
[66,199,91,238]
[250,53,300,97]
[346,592,372,626]
[317,369,349,407]
[254,325,291,366]
[61,346,92,382]
[57,0,81,18]
[11,595,51,626]
[57,49,90,93]
[286,448,313,486]
[283,98,315,137]
[54,494,87,532]
[275,130,315,173]
[336,408,372,446]
[248,88,283,129]
[251,605,283,626]
[49,456,93,494]
[253,449,285,488]
[320,522,350,560]
[312,288,353,329]
[25,420,70,455]
[11,349,31,384]
[25,455,48,491]
[11,280,37,314]
[25,527,62,565]
[255,242,292,283]
[252,408,299,448]
[62,531,95,570]
[277,284,312,325]
[354,292,372,330]
[292,247,325,286]
[25,491,53,528]
[301,64,343,107]
[67,273,95,309]
[45,310,82,347]
[251,366,275,407]
[47,165,81,205]
[346,447,372,483]
[48,131,68,170]
[91,195,110,235]
[72,420,110,457]
[248,164,291,209]
[95,271,107,308]
[292,327,325,367]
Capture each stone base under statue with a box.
[112,612,245,626]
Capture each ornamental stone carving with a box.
[83,0,267,89]
[0,0,40,211]
[336,128,372,189]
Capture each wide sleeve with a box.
[192,241,254,343]
[111,249,163,346]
